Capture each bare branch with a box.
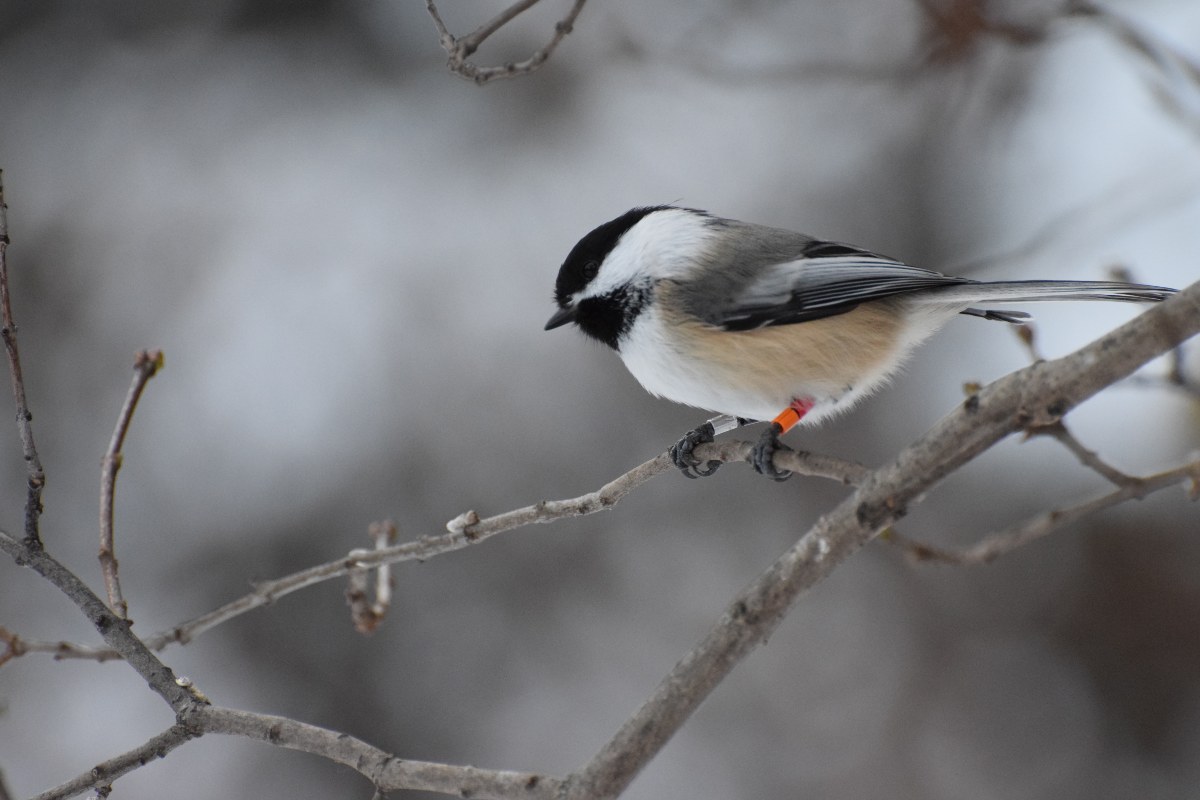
[0,529,199,713]
[29,725,195,800]
[886,457,1200,565]
[346,520,398,635]
[0,170,47,547]
[194,706,562,799]
[560,281,1200,800]
[886,406,1200,564]
[425,0,587,85]
[150,450,671,652]
[1012,322,1045,362]
[35,705,563,800]
[695,441,870,486]
[0,629,124,663]
[1029,420,1133,486]
[10,446,865,663]
[1167,343,1192,389]
[1122,354,1200,398]
[0,625,22,666]
[98,349,164,620]
[460,0,543,51]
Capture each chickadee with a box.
[545,206,1176,480]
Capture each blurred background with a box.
[1,1,1198,798]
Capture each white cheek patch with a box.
[578,209,716,300]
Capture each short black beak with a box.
[544,305,577,331]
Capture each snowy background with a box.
[1,1,1198,798]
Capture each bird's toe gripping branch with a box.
[670,421,721,478]
[670,414,746,478]
[750,398,813,481]
[671,402,812,481]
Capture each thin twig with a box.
[346,520,398,635]
[196,706,562,799]
[425,0,587,85]
[28,725,196,800]
[99,349,164,620]
[166,451,669,651]
[1029,420,1133,486]
[0,625,25,666]
[1014,322,1170,486]
[34,705,563,800]
[1143,330,1199,397]
[885,387,1199,563]
[9,447,865,663]
[0,630,124,663]
[1013,323,1044,362]
[0,170,47,547]
[460,0,542,52]
[1167,344,1189,387]
[885,458,1200,565]
[154,448,854,647]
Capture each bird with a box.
[544,206,1177,480]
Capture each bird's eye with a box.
[583,260,601,281]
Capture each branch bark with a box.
[10,447,865,663]
[0,169,46,547]
[425,0,588,84]
[98,349,164,620]
[0,530,198,714]
[28,725,195,800]
[885,457,1200,565]
[34,707,561,800]
[195,707,561,799]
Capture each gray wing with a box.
[711,240,976,331]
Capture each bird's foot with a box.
[670,422,722,478]
[750,422,793,481]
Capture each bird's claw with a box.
[670,422,722,478]
[750,423,793,481]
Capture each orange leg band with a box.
[771,398,815,434]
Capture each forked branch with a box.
[426,0,587,84]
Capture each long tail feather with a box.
[918,280,1176,306]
